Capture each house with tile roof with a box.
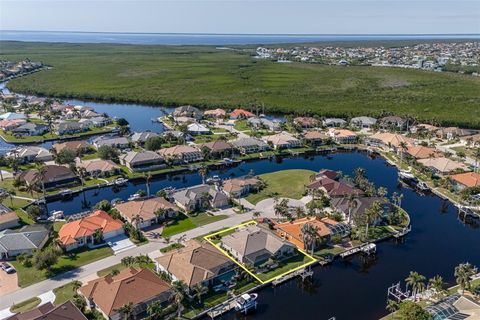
[200,140,234,158]
[0,211,20,231]
[230,108,255,119]
[120,150,166,172]
[222,176,262,198]
[172,105,203,120]
[449,172,480,190]
[18,165,78,189]
[7,146,53,164]
[230,137,269,154]
[6,301,87,320]
[380,116,407,131]
[293,117,320,129]
[0,225,50,259]
[405,145,443,160]
[79,268,171,320]
[323,118,346,128]
[155,240,236,287]
[76,159,120,177]
[350,116,377,129]
[52,140,91,154]
[263,132,301,149]
[11,122,49,136]
[307,176,364,198]
[58,210,124,251]
[204,108,227,118]
[173,185,229,212]
[303,130,330,146]
[365,132,413,151]
[221,225,296,267]
[114,197,180,230]
[327,128,358,144]
[418,157,469,176]
[131,131,159,145]
[158,145,203,163]
[331,196,394,224]
[275,217,350,250]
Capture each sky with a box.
[0,0,479,35]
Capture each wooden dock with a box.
[393,225,412,238]
[272,268,313,286]
[207,299,237,319]
[340,243,376,258]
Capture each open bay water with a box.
[1,31,479,45]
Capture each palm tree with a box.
[377,186,388,199]
[405,271,426,301]
[198,165,207,184]
[473,148,480,173]
[428,275,445,295]
[116,302,134,320]
[191,283,208,304]
[171,280,188,318]
[131,214,144,231]
[386,299,399,313]
[93,229,104,244]
[72,280,82,291]
[33,167,49,212]
[146,300,163,320]
[346,194,357,225]
[76,167,88,207]
[24,183,36,200]
[154,208,166,224]
[364,201,383,239]
[121,256,136,267]
[144,172,152,197]
[398,141,408,167]
[455,263,478,294]
[301,223,320,255]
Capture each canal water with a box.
[46,151,480,320]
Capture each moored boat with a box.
[234,293,258,313]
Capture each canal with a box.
[46,151,480,320]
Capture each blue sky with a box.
[1,0,479,34]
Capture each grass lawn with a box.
[256,253,315,282]
[160,243,185,253]
[161,213,228,237]
[314,246,346,259]
[10,297,41,313]
[0,125,114,143]
[2,198,32,210]
[245,169,315,204]
[12,246,113,287]
[3,42,480,128]
[53,281,79,305]
[233,120,251,132]
[15,209,35,225]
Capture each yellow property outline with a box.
[203,220,317,284]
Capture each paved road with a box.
[0,206,264,310]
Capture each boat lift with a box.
[387,282,411,302]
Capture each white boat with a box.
[206,175,222,184]
[417,181,430,191]
[234,293,258,312]
[128,193,142,201]
[48,210,64,221]
[398,170,416,181]
[114,178,129,186]
[59,189,73,197]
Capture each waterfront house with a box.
[200,140,234,159]
[173,184,229,212]
[230,137,269,154]
[323,118,347,128]
[426,294,480,320]
[158,145,203,163]
[155,239,236,287]
[7,146,53,164]
[417,157,469,176]
[221,225,296,267]
[436,127,475,141]
[58,210,124,251]
[120,150,166,172]
[460,133,480,147]
[53,140,91,154]
[187,123,211,135]
[11,123,48,136]
[0,225,50,259]
[79,268,171,320]
[449,172,480,190]
[93,136,130,149]
[0,119,26,131]
[328,128,358,144]
[294,117,320,129]
[88,116,112,127]
[263,132,301,149]
[0,112,25,120]
[173,105,203,120]
[131,131,159,145]
[380,116,407,131]
[5,301,87,320]
[365,132,413,151]
[303,130,330,146]
[350,116,377,129]
[0,211,20,231]
[275,217,350,250]
[55,121,87,135]
[230,108,255,119]
[410,123,439,134]
[18,165,78,189]
[248,117,282,131]
[204,108,227,118]
[76,159,120,177]
[222,176,262,198]
[307,176,364,198]
[405,145,443,160]
[331,196,393,223]
[114,197,180,230]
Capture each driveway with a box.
[106,235,137,254]
[0,269,19,297]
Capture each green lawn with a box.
[10,297,41,313]
[245,169,315,204]
[0,125,114,143]
[161,213,228,237]
[233,120,251,132]
[3,42,479,128]
[11,246,113,287]
[256,253,315,282]
[160,243,185,253]
[53,281,79,305]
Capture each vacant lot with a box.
[1,42,480,127]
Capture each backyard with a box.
[161,212,228,237]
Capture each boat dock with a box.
[393,225,412,238]
[272,267,313,286]
[206,293,258,319]
[340,243,376,258]
[207,299,237,319]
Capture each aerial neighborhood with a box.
[0,71,479,320]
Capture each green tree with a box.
[146,300,163,320]
[171,280,188,318]
[26,205,42,220]
[97,145,119,161]
[301,222,320,254]
[94,199,112,212]
[144,136,164,151]
[455,262,478,294]
[405,271,427,301]
[396,301,431,320]
[55,149,77,164]
[191,283,208,304]
[116,302,134,320]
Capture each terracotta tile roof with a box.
[230,109,254,118]
[368,132,413,148]
[52,140,91,153]
[76,159,118,173]
[328,128,357,138]
[200,140,233,152]
[204,109,226,117]
[158,145,200,157]
[276,217,336,243]
[114,197,179,222]
[79,268,171,316]
[0,211,19,225]
[58,210,123,246]
[293,117,319,127]
[223,177,261,194]
[303,130,329,140]
[406,146,443,159]
[155,240,233,286]
[18,165,76,185]
[6,301,87,320]
[307,177,363,197]
[450,172,480,188]
[418,157,469,174]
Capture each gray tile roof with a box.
[0,224,49,252]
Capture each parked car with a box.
[1,262,15,274]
